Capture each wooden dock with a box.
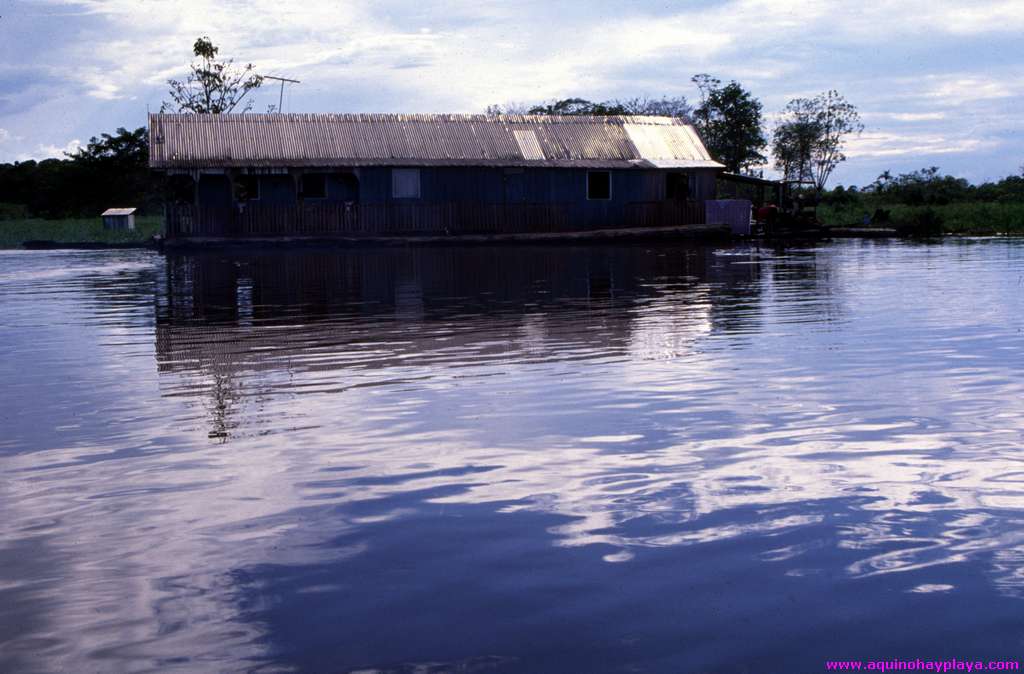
[161,223,732,249]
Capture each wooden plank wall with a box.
[165,201,705,239]
[623,201,705,229]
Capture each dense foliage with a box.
[488,96,693,119]
[823,167,1024,207]
[817,167,1024,235]
[690,75,767,174]
[0,127,160,219]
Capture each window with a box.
[587,171,611,200]
[392,168,421,199]
[237,175,260,201]
[301,173,327,199]
[666,172,691,200]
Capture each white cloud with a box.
[888,112,947,122]
[30,0,1024,115]
[757,0,1024,40]
[79,70,125,100]
[846,131,998,159]
[933,1,1024,34]
[36,139,83,158]
[8,0,1024,182]
[924,76,1018,103]
[0,128,10,143]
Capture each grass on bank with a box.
[818,202,1024,236]
[0,216,163,248]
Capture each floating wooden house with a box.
[101,207,136,230]
[148,113,724,241]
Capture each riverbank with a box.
[0,216,163,248]
[4,205,1024,249]
[818,202,1024,236]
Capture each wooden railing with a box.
[167,203,360,238]
[165,200,705,239]
[167,202,572,238]
[623,200,705,228]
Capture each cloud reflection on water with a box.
[2,242,1024,671]
[147,244,1024,581]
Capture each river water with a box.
[1,240,1023,673]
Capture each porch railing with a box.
[165,200,706,239]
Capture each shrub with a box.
[0,203,29,220]
[896,207,944,238]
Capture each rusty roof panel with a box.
[149,113,724,170]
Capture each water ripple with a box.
[2,241,1024,672]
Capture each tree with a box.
[500,95,691,119]
[162,37,263,114]
[0,127,159,218]
[527,98,606,115]
[70,127,148,165]
[485,102,532,115]
[65,127,157,215]
[614,96,692,119]
[772,90,863,194]
[690,74,766,173]
[771,98,826,187]
[862,166,970,205]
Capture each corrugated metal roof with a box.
[148,113,724,170]
[512,129,545,160]
[101,207,137,216]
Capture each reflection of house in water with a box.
[154,246,767,440]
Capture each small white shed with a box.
[102,207,136,230]
[705,199,753,236]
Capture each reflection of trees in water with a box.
[764,244,849,327]
[206,372,237,442]
[154,245,777,441]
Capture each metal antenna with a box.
[263,75,301,112]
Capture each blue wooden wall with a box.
[187,166,718,233]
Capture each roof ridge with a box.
[148,112,688,125]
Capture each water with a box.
[1,240,1023,673]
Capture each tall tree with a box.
[162,37,263,114]
[772,90,863,193]
[770,97,821,185]
[690,75,766,173]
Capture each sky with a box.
[0,0,1022,186]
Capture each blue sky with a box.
[1,0,1022,186]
